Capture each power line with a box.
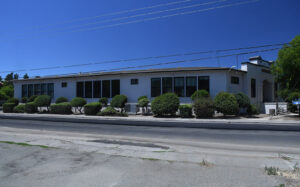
[0,41,290,74]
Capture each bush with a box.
[34,95,51,111]
[97,106,128,117]
[84,102,102,115]
[193,98,215,118]
[6,98,19,106]
[286,92,300,113]
[13,104,25,113]
[179,104,193,118]
[99,97,108,106]
[138,96,148,101]
[3,103,16,113]
[0,86,14,98]
[70,97,86,113]
[151,93,180,117]
[50,102,72,114]
[55,97,68,104]
[27,95,38,102]
[191,90,209,101]
[25,102,37,113]
[0,90,9,101]
[21,97,28,103]
[247,104,259,116]
[234,92,250,108]
[214,92,239,116]
[111,95,128,112]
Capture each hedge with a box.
[97,106,128,117]
[13,104,25,113]
[138,97,150,115]
[214,92,239,116]
[84,102,102,115]
[27,95,38,102]
[234,92,250,109]
[191,90,209,101]
[21,97,28,103]
[70,97,86,113]
[179,104,193,118]
[110,95,128,112]
[6,98,19,106]
[55,97,68,104]
[151,93,179,117]
[34,95,51,110]
[50,102,72,114]
[25,102,37,113]
[3,103,16,113]
[193,98,214,118]
[247,104,259,116]
[99,97,108,106]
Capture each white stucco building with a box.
[13,56,276,113]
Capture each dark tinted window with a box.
[151,78,161,97]
[47,83,54,98]
[85,81,92,98]
[162,77,173,94]
[174,77,184,97]
[231,76,239,84]
[102,80,111,98]
[198,76,209,93]
[61,82,67,87]
[131,79,138,85]
[112,80,120,97]
[76,82,84,97]
[28,84,33,97]
[251,78,256,98]
[34,84,41,95]
[93,81,101,98]
[186,77,197,97]
[41,84,47,95]
[22,85,27,98]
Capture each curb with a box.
[0,114,300,131]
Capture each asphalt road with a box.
[1,118,300,148]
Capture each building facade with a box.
[13,56,275,113]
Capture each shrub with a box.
[138,96,148,101]
[0,90,9,101]
[21,97,28,103]
[99,97,108,106]
[70,97,86,113]
[234,92,250,108]
[0,86,14,98]
[193,98,215,118]
[25,102,37,113]
[247,104,259,116]
[50,102,72,114]
[84,102,102,115]
[286,92,300,113]
[97,106,128,117]
[27,95,38,102]
[138,97,149,115]
[13,104,25,113]
[3,103,16,113]
[151,93,180,117]
[110,95,128,112]
[179,104,193,118]
[191,90,209,101]
[214,92,239,116]
[6,98,19,106]
[55,97,68,104]
[34,95,51,111]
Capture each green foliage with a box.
[110,95,128,111]
[151,93,180,117]
[191,90,209,101]
[21,97,27,103]
[24,102,37,113]
[34,95,51,110]
[138,96,148,101]
[23,73,29,79]
[6,98,19,106]
[13,104,25,113]
[264,166,278,175]
[214,92,239,116]
[97,106,128,117]
[272,35,300,96]
[3,103,16,113]
[0,90,9,100]
[50,102,72,114]
[27,95,38,102]
[247,104,259,115]
[84,102,102,115]
[179,104,193,118]
[99,97,108,106]
[234,92,250,108]
[55,97,68,104]
[0,85,14,98]
[193,98,215,118]
[70,97,86,113]
[138,98,149,108]
[286,91,300,112]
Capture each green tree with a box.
[0,76,2,81]
[272,35,300,99]
[13,73,19,80]
[5,72,13,82]
[23,73,29,79]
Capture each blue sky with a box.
[0,0,299,78]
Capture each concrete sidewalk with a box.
[0,112,299,131]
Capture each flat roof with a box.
[13,67,246,82]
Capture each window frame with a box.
[130,79,138,85]
[231,76,239,84]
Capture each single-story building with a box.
[13,56,277,113]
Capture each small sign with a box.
[292,100,300,105]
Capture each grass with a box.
[0,141,51,149]
[264,166,279,175]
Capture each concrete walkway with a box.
[0,112,299,131]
